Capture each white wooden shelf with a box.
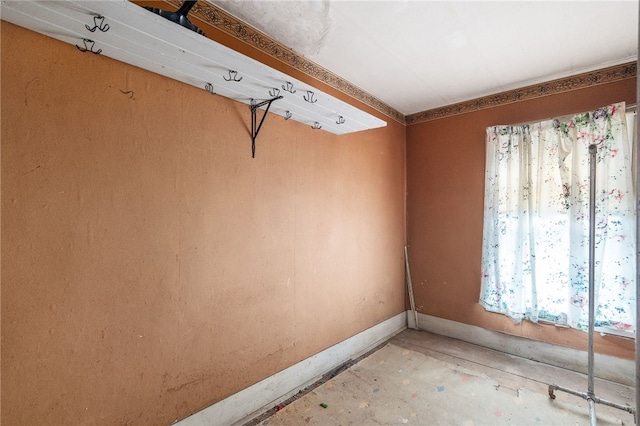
[1,0,387,137]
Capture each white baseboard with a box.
[176,312,407,426]
[410,311,634,386]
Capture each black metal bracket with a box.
[143,0,204,35]
[250,96,283,158]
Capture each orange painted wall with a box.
[406,77,636,360]
[1,22,406,425]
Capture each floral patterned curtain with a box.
[479,102,636,334]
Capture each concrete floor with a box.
[248,329,635,426]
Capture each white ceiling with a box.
[210,0,639,116]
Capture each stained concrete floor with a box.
[248,329,635,426]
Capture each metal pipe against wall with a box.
[588,144,597,401]
[636,5,640,419]
[548,143,636,422]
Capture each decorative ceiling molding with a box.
[406,62,637,125]
[158,1,635,128]
[130,2,636,128]
[157,0,407,125]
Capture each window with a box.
[479,102,636,335]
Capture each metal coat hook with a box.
[249,96,283,158]
[303,90,317,104]
[76,38,102,54]
[284,111,292,120]
[311,122,322,130]
[269,88,280,97]
[223,70,243,82]
[336,115,345,125]
[282,81,296,94]
[204,82,215,95]
[85,15,110,32]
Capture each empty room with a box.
[2,1,638,425]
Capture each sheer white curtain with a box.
[480,102,636,333]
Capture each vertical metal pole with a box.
[589,399,597,426]
[548,117,636,422]
[636,5,640,422]
[588,144,597,424]
[636,7,640,420]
